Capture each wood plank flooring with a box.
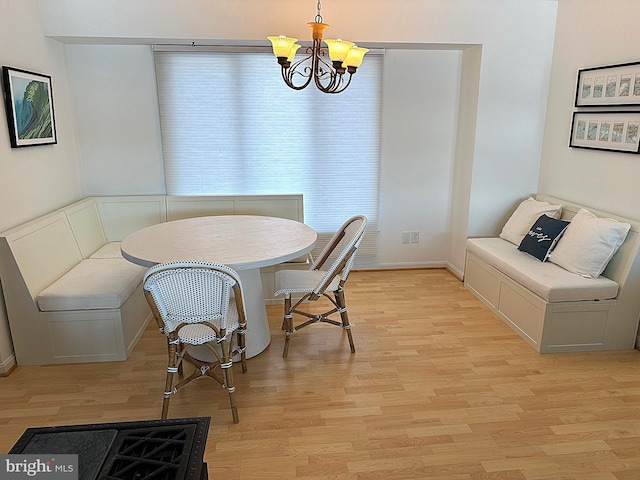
[1,269,640,479]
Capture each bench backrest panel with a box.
[95,196,167,242]
[166,196,235,220]
[59,198,107,258]
[166,194,304,222]
[235,196,303,221]
[0,194,306,305]
[0,212,83,300]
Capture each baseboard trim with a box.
[446,262,464,281]
[0,354,16,377]
[356,261,448,270]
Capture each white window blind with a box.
[154,50,381,256]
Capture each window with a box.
[154,50,381,255]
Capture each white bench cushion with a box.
[38,258,146,311]
[466,238,619,302]
[89,241,123,259]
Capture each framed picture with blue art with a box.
[2,66,57,148]
[575,61,640,107]
[569,111,640,154]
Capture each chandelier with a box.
[267,0,368,94]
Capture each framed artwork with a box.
[575,61,640,107]
[569,111,640,154]
[2,66,57,148]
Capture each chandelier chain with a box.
[315,0,323,23]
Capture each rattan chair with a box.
[143,261,247,424]
[274,215,367,358]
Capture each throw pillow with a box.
[548,208,631,278]
[518,214,570,261]
[500,197,563,245]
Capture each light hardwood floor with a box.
[1,269,640,479]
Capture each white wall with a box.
[538,0,640,345]
[0,1,82,230]
[65,46,461,270]
[539,0,640,222]
[40,0,558,275]
[65,45,165,195]
[375,49,460,269]
[448,46,483,277]
[0,0,83,372]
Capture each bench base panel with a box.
[464,251,628,353]
[17,288,151,366]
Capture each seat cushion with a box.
[467,238,619,302]
[38,258,147,311]
[89,241,123,259]
[274,269,342,296]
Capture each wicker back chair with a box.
[143,261,247,424]
[274,215,367,358]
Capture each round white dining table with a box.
[121,215,317,358]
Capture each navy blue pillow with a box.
[518,214,570,262]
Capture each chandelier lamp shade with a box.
[267,1,368,94]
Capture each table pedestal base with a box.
[189,268,272,363]
[237,268,271,358]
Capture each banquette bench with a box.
[464,195,640,353]
[0,194,306,366]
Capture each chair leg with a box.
[165,339,184,377]
[161,339,179,419]
[335,287,355,353]
[220,338,239,424]
[282,294,293,358]
[238,329,247,374]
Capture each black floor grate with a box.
[9,418,210,480]
[101,426,196,480]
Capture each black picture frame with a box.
[575,61,640,107]
[2,66,57,148]
[569,111,640,154]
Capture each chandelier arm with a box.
[315,70,352,94]
[314,51,336,79]
[291,48,314,71]
[281,51,315,90]
[325,72,353,94]
[311,39,327,86]
[310,38,343,93]
[315,71,341,93]
[282,66,314,91]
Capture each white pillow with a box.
[548,208,631,278]
[500,197,563,245]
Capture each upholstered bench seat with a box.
[89,241,123,259]
[38,258,146,311]
[0,193,308,367]
[464,195,640,353]
[467,238,619,303]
